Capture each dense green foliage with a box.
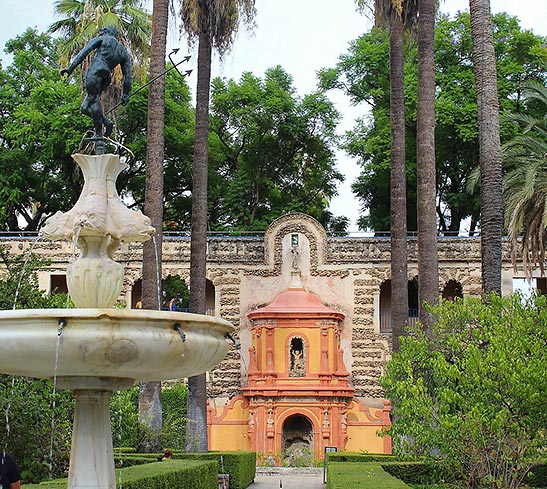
[381,294,547,488]
[0,29,87,231]
[0,30,347,233]
[209,66,347,232]
[320,12,547,232]
[0,375,73,483]
[0,380,190,483]
[111,382,189,451]
[161,275,190,311]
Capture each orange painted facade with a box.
[208,278,391,463]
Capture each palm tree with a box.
[387,6,409,352]
[416,0,438,334]
[138,0,170,452]
[50,0,151,69]
[180,0,255,452]
[355,0,417,351]
[503,81,547,276]
[469,0,503,295]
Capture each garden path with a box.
[249,467,325,489]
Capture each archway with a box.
[282,414,314,466]
[442,279,463,301]
[379,277,419,332]
[131,278,142,308]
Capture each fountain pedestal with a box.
[58,378,134,489]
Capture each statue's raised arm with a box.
[61,26,132,153]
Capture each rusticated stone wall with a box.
[0,213,520,402]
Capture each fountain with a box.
[0,154,234,488]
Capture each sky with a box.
[1,0,546,232]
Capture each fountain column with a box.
[44,154,155,488]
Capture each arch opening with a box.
[282,414,314,466]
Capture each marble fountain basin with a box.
[0,308,234,382]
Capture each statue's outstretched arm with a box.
[61,38,101,76]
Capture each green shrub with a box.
[110,382,189,451]
[327,462,409,488]
[382,294,547,489]
[115,455,160,468]
[159,382,188,450]
[0,375,73,482]
[175,451,256,489]
[110,387,151,450]
[24,460,217,489]
[327,452,396,463]
[113,447,136,454]
[525,461,547,488]
[380,462,449,486]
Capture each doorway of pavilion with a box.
[282,414,314,466]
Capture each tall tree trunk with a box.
[469,0,503,295]
[139,0,169,451]
[185,29,212,453]
[416,0,438,335]
[389,10,408,353]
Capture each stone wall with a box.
[0,213,523,401]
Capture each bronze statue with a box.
[61,26,131,152]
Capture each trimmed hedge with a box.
[174,451,256,489]
[327,452,396,463]
[115,454,160,468]
[381,462,448,486]
[113,447,137,454]
[327,462,410,488]
[23,460,217,489]
[327,455,547,488]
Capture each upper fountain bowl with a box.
[0,309,234,382]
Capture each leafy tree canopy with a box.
[0,29,87,231]
[0,31,347,234]
[319,12,547,233]
[382,293,547,489]
[208,66,347,233]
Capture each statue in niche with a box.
[323,410,330,428]
[267,409,274,428]
[289,345,305,377]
